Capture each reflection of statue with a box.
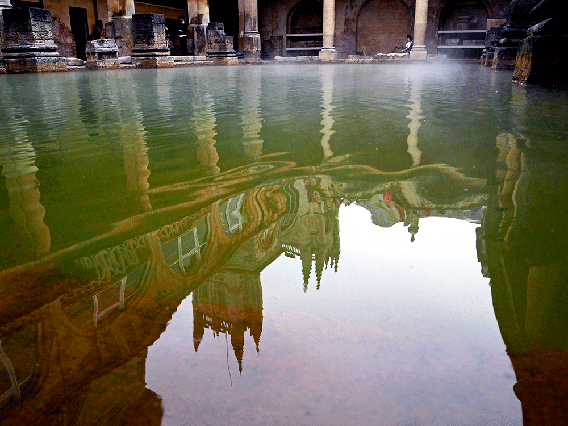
[479,134,568,425]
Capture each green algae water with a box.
[1,63,568,425]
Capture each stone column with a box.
[2,7,67,73]
[197,0,209,25]
[319,0,337,60]
[239,0,261,59]
[131,13,173,67]
[125,0,135,17]
[409,0,428,60]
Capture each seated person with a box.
[401,35,413,53]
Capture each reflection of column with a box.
[121,123,152,212]
[0,143,51,256]
[320,66,335,159]
[239,0,261,59]
[241,68,263,158]
[319,0,337,60]
[193,95,220,175]
[409,0,428,60]
[406,78,423,167]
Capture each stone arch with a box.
[356,0,412,55]
[438,0,492,30]
[287,0,323,34]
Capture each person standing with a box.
[178,16,189,55]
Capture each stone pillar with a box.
[409,0,428,59]
[125,0,135,17]
[2,7,67,73]
[319,0,337,60]
[131,13,173,67]
[112,16,133,56]
[239,0,261,60]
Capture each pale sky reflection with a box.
[146,205,521,426]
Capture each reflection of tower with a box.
[0,142,51,257]
[192,272,263,372]
[320,65,335,160]
[279,177,340,291]
[192,93,220,175]
[241,67,264,158]
[406,76,423,167]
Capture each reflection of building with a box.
[478,133,568,425]
[0,158,493,423]
[279,178,340,291]
[193,267,264,373]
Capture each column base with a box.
[241,31,261,61]
[409,46,427,60]
[319,48,337,61]
[4,56,68,73]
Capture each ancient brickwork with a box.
[86,38,119,68]
[2,7,67,73]
[131,13,172,67]
[205,22,236,57]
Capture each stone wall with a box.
[260,0,509,59]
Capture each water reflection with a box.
[0,64,567,425]
[478,131,568,425]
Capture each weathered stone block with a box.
[132,13,167,52]
[111,16,133,57]
[492,46,519,69]
[190,24,206,56]
[86,39,119,69]
[2,7,67,73]
[205,22,237,58]
[131,13,172,67]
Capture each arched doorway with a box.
[356,0,411,56]
[288,0,323,34]
[439,0,490,30]
[437,0,490,58]
[286,0,323,56]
